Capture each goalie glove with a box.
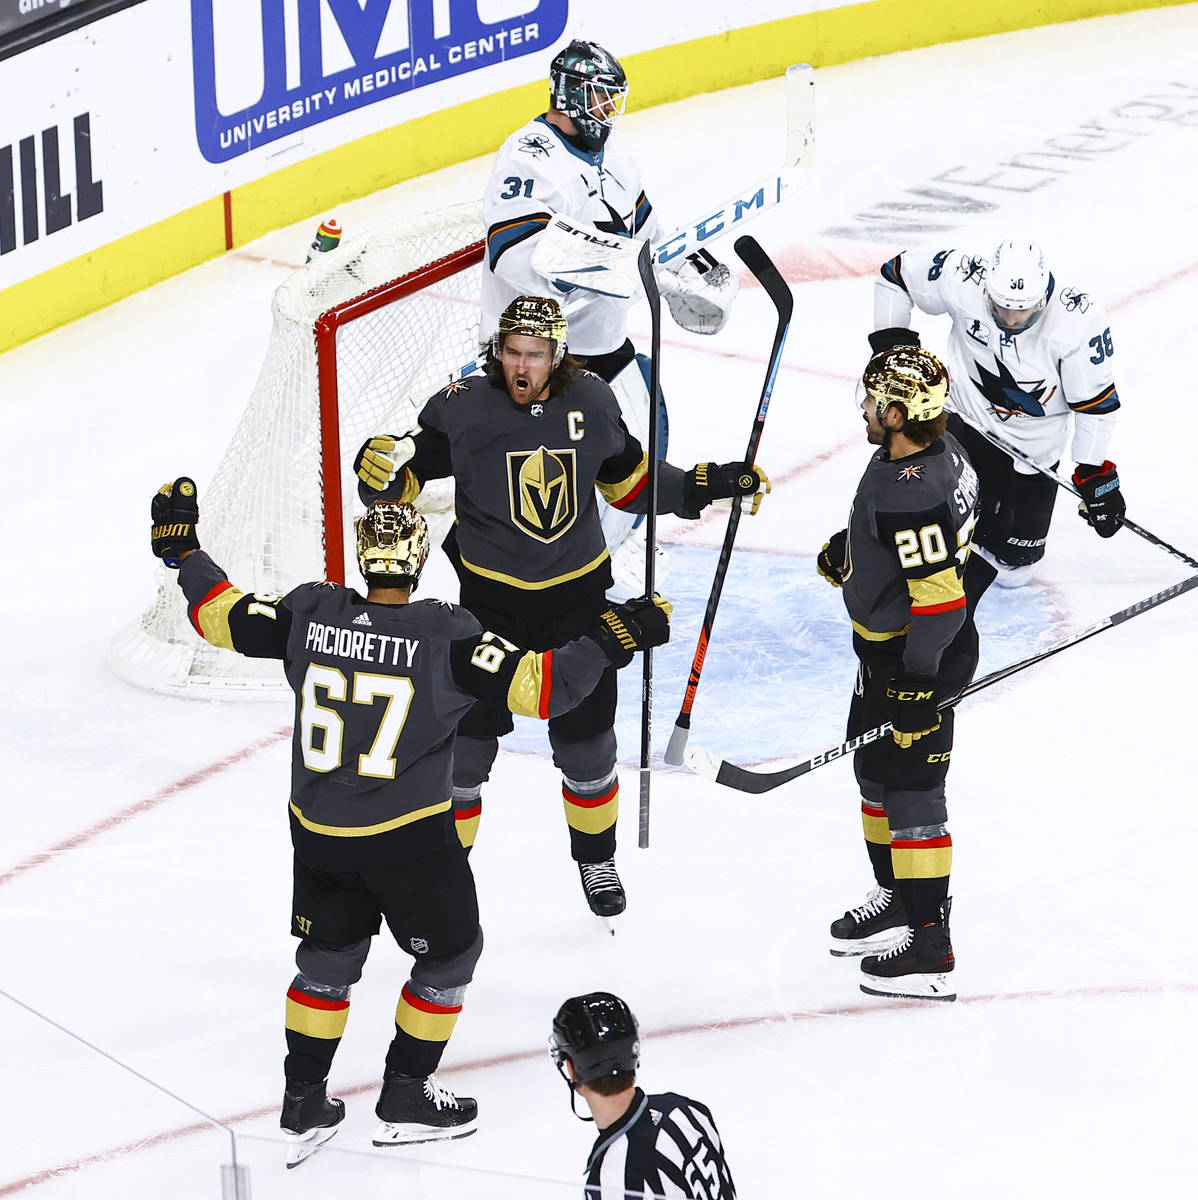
[1073,460,1125,538]
[354,433,415,495]
[683,461,770,518]
[657,248,738,335]
[885,674,942,750]
[151,477,200,567]
[817,529,849,587]
[591,596,673,668]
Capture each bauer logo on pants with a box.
[507,447,578,543]
[190,0,569,163]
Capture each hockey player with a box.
[549,992,737,1198]
[871,240,1126,586]
[354,295,769,921]
[817,347,995,1001]
[480,38,740,591]
[149,484,670,1160]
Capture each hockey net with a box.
[109,202,486,699]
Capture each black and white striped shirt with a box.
[584,1089,736,1199]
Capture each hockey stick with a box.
[964,420,1198,571]
[685,569,1198,793]
[637,240,663,848]
[663,236,794,766]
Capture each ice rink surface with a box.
[3,7,1197,1197]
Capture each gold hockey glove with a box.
[592,596,673,667]
[817,529,849,587]
[354,433,416,494]
[684,462,770,517]
[885,674,942,749]
[150,477,200,568]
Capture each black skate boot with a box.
[578,859,626,919]
[280,1079,344,1168]
[829,884,909,957]
[372,1072,478,1146]
[860,897,956,1001]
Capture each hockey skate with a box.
[372,1072,478,1145]
[578,858,626,925]
[860,898,956,1002]
[829,884,909,957]
[280,1079,345,1168]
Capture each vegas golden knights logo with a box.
[507,446,578,542]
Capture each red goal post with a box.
[110,202,485,698]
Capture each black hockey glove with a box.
[354,433,415,495]
[868,327,921,357]
[817,529,849,588]
[591,596,673,668]
[151,477,200,568]
[1073,461,1125,538]
[683,462,770,518]
[885,674,942,750]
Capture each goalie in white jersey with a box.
[480,38,739,594]
[871,240,1126,586]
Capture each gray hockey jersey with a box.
[841,434,980,677]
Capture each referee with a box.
[549,992,736,1198]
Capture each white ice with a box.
[2,8,1197,1198]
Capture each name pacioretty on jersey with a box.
[304,621,419,667]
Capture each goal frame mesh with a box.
[109,204,486,700]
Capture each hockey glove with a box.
[868,327,921,357]
[1073,461,1125,538]
[683,462,771,518]
[657,248,739,335]
[151,477,200,568]
[885,674,942,750]
[591,596,673,668]
[817,529,849,587]
[354,433,416,494]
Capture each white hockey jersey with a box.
[874,247,1120,473]
[480,115,660,357]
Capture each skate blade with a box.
[860,972,956,1002]
[829,927,911,958]
[372,1116,478,1146]
[284,1123,341,1169]
[601,915,618,936]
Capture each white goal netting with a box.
[109,202,485,699]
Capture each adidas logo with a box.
[352,611,372,627]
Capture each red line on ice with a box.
[0,729,290,890]
[4,981,1193,1195]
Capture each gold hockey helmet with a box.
[355,501,430,591]
[863,346,950,424]
[494,295,569,366]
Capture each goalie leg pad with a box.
[600,354,671,558]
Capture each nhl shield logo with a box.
[410,936,429,954]
[507,446,578,542]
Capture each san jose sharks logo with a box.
[518,133,553,158]
[593,199,633,236]
[957,255,986,286]
[507,446,578,542]
[970,357,1053,419]
[1062,287,1090,313]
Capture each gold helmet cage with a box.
[493,295,569,366]
[863,346,950,424]
[355,501,430,591]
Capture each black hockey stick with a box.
[663,236,794,766]
[637,240,663,848]
[686,569,1198,793]
[966,420,1198,571]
